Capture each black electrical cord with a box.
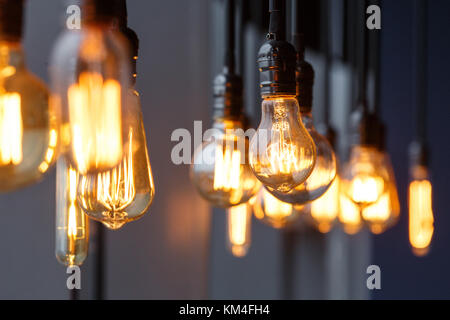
[268,0,285,40]
[321,0,331,126]
[357,0,369,111]
[224,0,236,73]
[413,0,427,144]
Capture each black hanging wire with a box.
[371,0,381,116]
[224,0,236,73]
[356,0,369,112]
[413,0,427,144]
[268,0,285,40]
[321,0,331,127]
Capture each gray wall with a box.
[0,0,211,299]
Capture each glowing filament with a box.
[264,189,292,219]
[362,193,391,234]
[213,143,241,192]
[339,194,362,235]
[229,204,248,246]
[311,176,339,233]
[0,93,22,165]
[95,129,135,212]
[409,180,434,254]
[68,72,122,173]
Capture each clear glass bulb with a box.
[50,21,132,174]
[226,198,254,258]
[252,187,299,229]
[191,119,260,207]
[77,89,154,230]
[341,146,389,207]
[303,174,340,233]
[55,158,89,266]
[249,97,316,193]
[266,113,336,205]
[0,41,57,191]
[408,164,434,256]
[361,152,400,234]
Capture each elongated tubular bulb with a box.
[191,119,260,207]
[252,187,299,229]
[249,97,316,192]
[361,152,400,234]
[409,164,434,256]
[50,0,132,174]
[0,0,57,191]
[55,158,89,266]
[226,198,253,257]
[77,89,154,230]
[341,146,389,208]
[266,112,336,205]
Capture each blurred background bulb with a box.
[341,145,389,208]
[253,187,299,229]
[226,198,253,258]
[55,158,89,266]
[302,174,340,233]
[191,119,260,207]
[50,0,132,174]
[249,97,316,193]
[361,152,400,234]
[0,1,57,191]
[338,189,363,235]
[266,112,336,205]
[409,164,434,256]
[77,88,154,230]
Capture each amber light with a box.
[0,92,21,165]
[409,179,434,256]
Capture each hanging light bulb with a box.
[191,0,260,207]
[0,0,57,191]
[76,22,154,230]
[55,158,89,266]
[249,0,316,193]
[253,187,299,229]
[226,198,253,257]
[50,0,133,175]
[266,32,336,205]
[408,143,434,256]
[361,150,400,234]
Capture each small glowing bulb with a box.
[252,187,299,229]
[226,199,253,258]
[339,193,363,235]
[361,152,400,234]
[409,165,434,256]
[307,175,340,233]
[341,146,389,207]
[249,97,316,193]
[191,119,260,207]
[55,159,89,266]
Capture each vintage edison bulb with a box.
[249,97,316,193]
[341,146,389,207]
[77,89,154,230]
[55,158,89,266]
[50,19,132,174]
[302,174,340,233]
[409,164,434,256]
[226,198,254,258]
[0,41,57,191]
[191,119,260,207]
[267,112,336,205]
[361,153,400,234]
[253,187,299,229]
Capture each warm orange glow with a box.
[339,193,362,235]
[68,72,122,173]
[38,128,58,173]
[227,201,251,257]
[263,188,293,219]
[67,168,78,238]
[409,180,434,255]
[213,143,241,194]
[0,92,22,165]
[85,128,136,212]
[362,193,391,234]
[310,175,339,233]
[348,174,384,205]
